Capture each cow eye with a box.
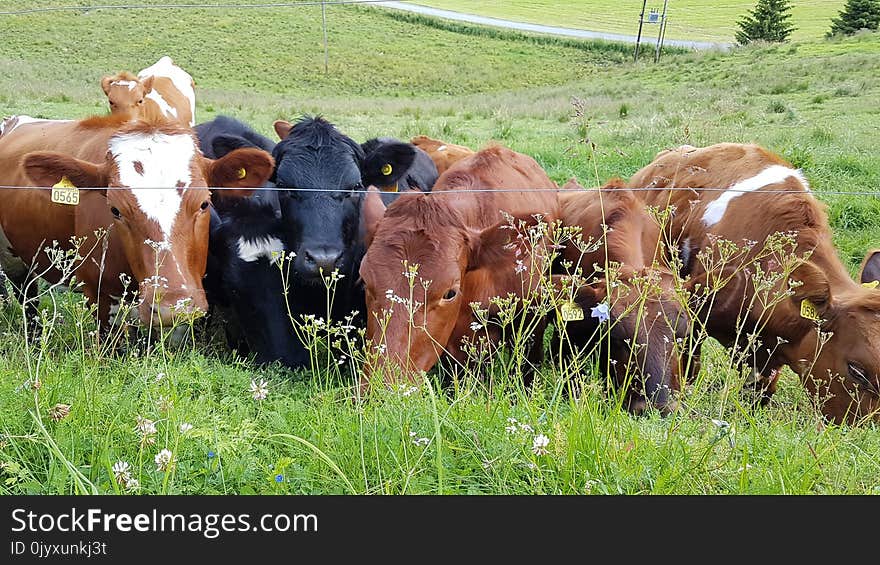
[847,362,877,393]
[442,288,458,302]
[200,201,210,211]
[110,206,121,219]
[138,99,144,105]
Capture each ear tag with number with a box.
[560,301,584,322]
[862,280,879,289]
[51,176,80,206]
[800,299,820,321]
[236,167,247,180]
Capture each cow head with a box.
[782,256,880,424]
[22,120,274,329]
[102,72,154,118]
[271,117,416,285]
[557,268,692,416]
[359,188,541,385]
[207,197,304,367]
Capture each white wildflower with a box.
[532,434,550,456]
[179,423,193,434]
[154,448,175,472]
[250,378,269,401]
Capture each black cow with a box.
[195,115,277,159]
[361,136,439,205]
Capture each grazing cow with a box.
[629,142,880,424]
[555,178,693,415]
[0,114,274,330]
[102,56,196,127]
[359,145,559,389]
[410,135,475,175]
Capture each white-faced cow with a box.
[102,56,196,127]
[0,113,273,331]
[630,142,880,424]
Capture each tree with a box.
[735,0,796,45]
[827,0,880,38]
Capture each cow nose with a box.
[303,247,343,274]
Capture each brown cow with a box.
[0,113,273,330]
[101,56,196,127]
[359,145,559,388]
[556,177,695,415]
[630,142,880,424]
[410,135,475,175]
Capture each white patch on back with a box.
[145,90,178,120]
[237,236,284,263]
[702,165,810,227]
[0,115,71,136]
[437,145,447,151]
[138,56,196,126]
[108,132,195,239]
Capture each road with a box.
[374,1,732,51]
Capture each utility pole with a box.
[634,0,648,62]
[654,0,669,62]
[322,0,329,74]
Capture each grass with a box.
[1,2,880,494]
[413,0,848,43]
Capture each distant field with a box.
[412,0,847,43]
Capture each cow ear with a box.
[466,220,521,272]
[206,147,275,198]
[859,249,880,286]
[273,120,293,140]
[22,151,108,192]
[788,261,833,318]
[212,134,254,159]
[101,76,114,96]
[361,142,416,189]
[140,75,155,94]
[361,186,387,249]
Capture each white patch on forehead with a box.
[112,80,137,91]
[138,56,196,126]
[109,132,195,239]
[237,236,284,263]
[702,165,810,227]
[145,90,178,120]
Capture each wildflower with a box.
[275,474,284,483]
[136,416,157,446]
[590,302,611,323]
[396,383,419,397]
[154,448,175,472]
[112,461,131,485]
[711,418,730,430]
[124,478,140,492]
[470,321,483,332]
[207,451,216,459]
[179,423,193,434]
[49,403,71,422]
[249,378,269,401]
[409,431,430,447]
[532,434,550,456]
[505,418,518,434]
[518,422,534,434]
[156,395,173,413]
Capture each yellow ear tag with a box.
[381,163,393,176]
[800,299,820,321]
[236,167,247,180]
[51,176,80,206]
[382,182,399,193]
[560,301,584,322]
[862,280,879,289]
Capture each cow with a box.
[195,115,276,160]
[555,177,694,415]
[0,113,274,333]
[358,144,559,390]
[101,56,196,127]
[629,142,880,425]
[410,135,475,175]
[361,136,438,205]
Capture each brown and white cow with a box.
[556,178,694,415]
[0,113,273,330]
[410,135,475,176]
[630,142,880,424]
[359,145,559,389]
[101,56,196,127]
